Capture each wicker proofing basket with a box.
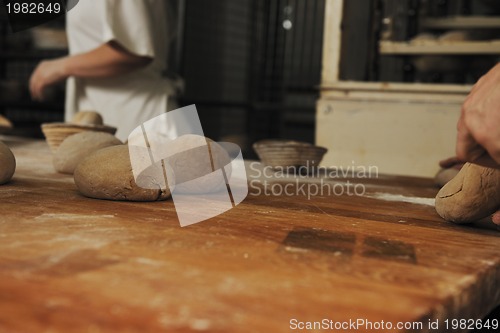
[253,140,328,171]
[0,114,13,129]
[41,123,117,153]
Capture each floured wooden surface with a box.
[0,138,499,333]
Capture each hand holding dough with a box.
[435,163,500,223]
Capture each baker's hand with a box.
[29,58,68,101]
[493,211,500,227]
[439,156,464,169]
[456,63,500,169]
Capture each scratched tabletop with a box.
[0,137,499,333]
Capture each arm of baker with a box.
[29,41,152,101]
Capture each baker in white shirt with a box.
[29,0,179,141]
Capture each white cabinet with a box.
[317,83,466,177]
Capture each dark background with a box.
[0,0,326,156]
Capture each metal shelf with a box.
[379,40,500,55]
[421,16,500,29]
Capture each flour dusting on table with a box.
[369,193,435,206]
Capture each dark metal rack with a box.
[0,9,66,137]
[338,0,500,85]
[179,0,325,152]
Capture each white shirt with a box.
[65,0,177,140]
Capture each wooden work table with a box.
[0,137,499,333]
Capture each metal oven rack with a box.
[316,0,500,178]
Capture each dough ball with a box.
[439,30,496,42]
[71,111,103,126]
[74,145,171,201]
[435,163,500,223]
[0,141,15,185]
[434,168,460,187]
[439,31,471,42]
[53,131,122,175]
[163,134,231,194]
[410,33,437,44]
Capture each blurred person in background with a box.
[30,0,181,141]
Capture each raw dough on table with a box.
[74,145,171,201]
[53,131,122,175]
[435,163,500,223]
[0,141,15,185]
[434,168,460,188]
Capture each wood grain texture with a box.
[0,137,499,333]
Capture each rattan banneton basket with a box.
[41,123,117,153]
[253,140,328,171]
